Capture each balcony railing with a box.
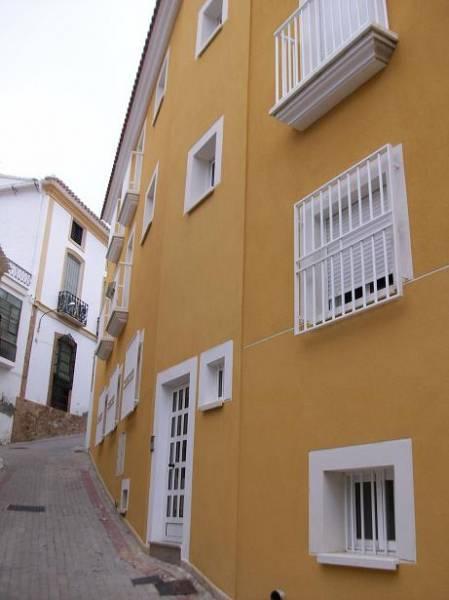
[118,151,144,226]
[271,0,396,130]
[106,262,132,337]
[57,290,88,327]
[96,299,114,360]
[7,259,32,288]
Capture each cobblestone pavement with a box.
[0,434,215,600]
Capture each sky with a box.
[0,0,157,216]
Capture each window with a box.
[95,388,107,446]
[105,365,121,436]
[196,0,228,57]
[309,439,416,570]
[142,163,159,242]
[184,116,224,214]
[63,253,82,297]
[198,340,233,411]
[116,432,126,477]
[70,220,84,247]
[121,330,144,419]
[153,51,169,124]
[0,289,22,363]
[294,144,412,334]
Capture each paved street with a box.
[0,434,215,600]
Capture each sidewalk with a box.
[0,434,215,600]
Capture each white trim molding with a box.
[198,339,233,411]
[184,116,224,214]
[141,162,159,243]
[147,356,198,561]
[309,438,416,570]
[153,50,170,125]
[195,0,229,58]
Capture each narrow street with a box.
[0,434,214,600]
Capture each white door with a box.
[164,383,189,542]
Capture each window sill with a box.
[140,220,153,245]
[317,553,398,571]
[196,24,223,59]
[198,399,224,412]
[184,185,216,215]
[0,355,15,370]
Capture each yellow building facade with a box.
[90,1,449,598]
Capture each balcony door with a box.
[63,253,81,296]
[49,334,77,412]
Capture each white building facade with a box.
[0,174,108,443]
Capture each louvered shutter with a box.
[95,389,106,446]
[64,254,81,295]
[326,187,394,305]
[121,332,140,419]
[104,367,119,435]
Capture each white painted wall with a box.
[0,176,107,439]
[26,310,95,415]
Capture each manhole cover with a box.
[7,504,46,513]
[155,579,197,596]
[131,575,163,586]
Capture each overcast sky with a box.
[0,0,157,216]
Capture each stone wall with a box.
[11,397,86,443]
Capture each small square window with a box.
[153,51,169,124]
[196,0,228,57]
[141,163,159,242]
[70,220,84,247]
[184,116,224,214]
[309,439,416,570]
[198,340,233,411]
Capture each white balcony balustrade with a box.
[106,219,125,264]
[118,151,144,227]
[270,0,398,130]
[95,300,114,360]
[106,262,132,338]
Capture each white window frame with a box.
[147,356,198,561]
[309,439,416,570]
[294,144,412,334]
[141,163,159,243]
[116,431,126,477]
[198,340,233,411]
[153,50,170,124]
[184,116,224,214]
[195,0,228,58]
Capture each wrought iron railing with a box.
[7,260,32,288]
[57,290,88,326]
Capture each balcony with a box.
[106,221,125,264]
[95,300,114,360]
[106,263,131,338]
[270,0,398,131]
[7,259,32,288]
[57,290,88,327]
[117,150,144,227]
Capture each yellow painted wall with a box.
[90,0,449,598]
[235,1,449,598]
[90,1,252,596]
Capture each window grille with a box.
[70,221,84,246]
[345,468,395,555]
[294,145,411,333]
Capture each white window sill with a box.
[196,24,223,59]
[184,185,216,215]
[198,398,224,412]
[140,220,153,245]
[0,356,15,370]
[317,553,399,571]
